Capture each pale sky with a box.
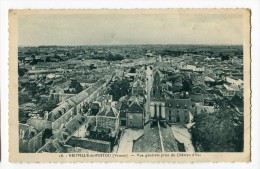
[18,13,243,46]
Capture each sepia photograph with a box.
[9,9,250,162]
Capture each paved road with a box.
[171,125,195,152]
[117,129,144,153]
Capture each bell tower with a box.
[151,71,163,101]
[150,70,166,127]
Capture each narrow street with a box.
[171,125,195,152]
[117,129,144,153]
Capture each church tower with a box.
[151,71,163,101]
[149,70,166,127]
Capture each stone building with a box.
[87,104,120,141]
[19,123,44,153]
[149,70,194,127]
[132,79,145,96]
[165,99,193,124]
[126,98,144,129]
[150,71,166,126]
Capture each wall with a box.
[50,93,75,104]
[165,108,189,124]
[150,102,165,119]
[73,123,88,138]
[19,139,29,152]
[126,112,143,128]
[27,131,43,153]
[52,107,74,131]
[96,117,117,131]
[226,76,243,86]
[27,118,52,131]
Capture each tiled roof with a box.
[165,99,192,109]
[70,91,88,105]
[48,100,76,121]
[189,94,204,103]
[64,114,86,135]
[48,76,110,122]
[97,105,118,117]
[128,98,143,113]
[90,102,100,109]
[132,79,144,88]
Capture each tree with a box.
[42,128,53,144]
[69,79,83,93]
[41,100,57,112]
[27,83,38,95]
[221,53,229,61]
[19,109,29,123]
[109,78,130,101]
[172,83,182,93]
[129,67,136,73]
[231,93,243,108]
[191,99,243,152]
[182,79,192,92]
[18,68,28,76]
[90,64,96,70]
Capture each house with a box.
[96,95,113,104]
[202,106,216,114]
[189,94,204,106]
[34,55,46,62]
[204,76,216,86]
[203,94,217,106]
[87,104,120,141]
[48,99,77,131]
[226,76,243,88]
[126,98,144,129]
[96,105,119,131]
[132,79,145,96]
[165,99,193,125]
[149,69,197,127]
[89,102,101,115]
[115,101,129,127]
[192,84,208,94]
[24,56,33,63]
[19,123,44,153]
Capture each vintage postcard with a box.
[9,9,251,162]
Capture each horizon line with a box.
[18,43,243,47]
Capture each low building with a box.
[165,99,193,125]
[132,79,145,96]
[126,98,144,129]
[115,101,129,127]
[226,76,243,88]
[87,104,120,141]
[189,94,204,106]
[19,123,44,153]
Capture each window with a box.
[176,114,180,123]
[121,120,126,126]
[129,114,133,119]
[129,120,133,126]
[159,105,162,118]
[154,104,157,118]
[185,116,189,123]
[169,111,172,121]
